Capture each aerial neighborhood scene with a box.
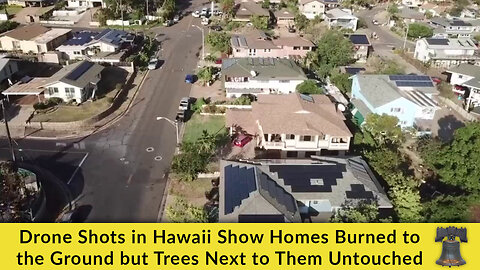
[0,0,479,223]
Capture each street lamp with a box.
[156,116,179,145]
[192,24,205,60]
[403,23,410,51]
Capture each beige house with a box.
[226,93,352,158]
[0,25,71,54]
[298,0,339,19]
[274,9,295,26]
[233,1,270,22]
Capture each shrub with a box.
[192,98,207,112]
[47,97,63,105]
[33,102,48,110]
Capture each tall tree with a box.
[221,0,235,18]
[386,173,423,222]
[423,123,480,191]
[362,114,404,147]
[295,80,323,95]
[408,23,433,39]
[331,201,388,223]
[206,32,231,53]
[307,30,353,78]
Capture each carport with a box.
[2,77,47,103]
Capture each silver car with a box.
[148,58,158,70]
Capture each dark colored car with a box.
[233,135,252,147]
[210,25,222,31]
[288,27,296,33]
[185,74,195,83]
[176,110,185,122]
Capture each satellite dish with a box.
[250,70,257,77]
[337,103,346,112]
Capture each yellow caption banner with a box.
[0,223,478,269]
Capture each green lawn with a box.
[32,98,111,123]
[183,114,226,143]
[0,5,23,15]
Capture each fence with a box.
[437,96,478,122]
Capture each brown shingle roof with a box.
[227,93,352,137]
[4,24,49,41]
[272,37,314,47]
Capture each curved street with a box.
[0,9,204,222]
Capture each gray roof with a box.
[222,58,306,80]
[447,63,480,78]
[42,61,104,88]
[350,98,371,116]
[0,58,15,72]
[219,157,392,222]
[354,74,438,108]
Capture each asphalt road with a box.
[0,11,204,222]
[357,5,415,51]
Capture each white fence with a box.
[0,13,8,21]
[40,20,75,26]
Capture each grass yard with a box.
[32,98,112,122]
[183,114,226,142]
[1,5,23,15]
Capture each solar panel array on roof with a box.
[404,90,437,107]
[395,81,434,87]
[65,61,94,81]
[426,38,449,45]
[348,158,373,183]
[258,172,297,214]
[238,214,285,223]
[349,34,369,45]
[63,31,97,46]
[224,165,256,215]
[345,67,365,75]
[269,164,346,193]
[451,20,471,26]
[238,36,247,47]
[389,75,431,81]
[299,94,314,103]
[345,184,374,199]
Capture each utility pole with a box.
[146,0,149,21]
[120,0,124,31]
[403,23,409,51]
[1,99,15,162]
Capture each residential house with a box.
[56,29,134,63]
[461,7,478,19]
[219,157,392,222]
[398,6,425,23]
[230,30,314,59]
[430,17,475,38]
[42,61,104,103]
[274,9,294,26]
[446,63,480,111]
[419,2,448,17]
[350,74,439,128]
[233,1,270,22]
[8,0,46,7]
[0,57,18,83]
[414,38,480,68]
[0,25,71,54]
[298,0,339,20]
[325,8,358,31]
[67,0,106,8]
[222,58,307,97]
[348,34,371,63]
[402,0,423,8]
[226,93,352,158]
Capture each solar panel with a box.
[258,173,297,213]
[426,38,449,45]
[395,81,434,87]
[299,93,314,103]
[65,61,94,81]
[224,165,257,215]
[349,34,369,45]
[389,75,431,81]
[345,184,374,199]
[20,76,32,83]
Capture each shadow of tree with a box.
[437,115,465,142]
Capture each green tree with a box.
[408,23,433,39]
[331,201,387,223]
[295,80,323,95]
[206,32,231,53]
[250,15,269,30]
[161,0,176,20]
[261,0,270,9]
[330,71,352,94]
[474,35,480,43]
[221,0,235,18]
[197,66,215,86]
[0,161,33,222]
[449,6,463,17]
[422,194,479,223]
[387,3,398,15]
[294,13,309,31]
[363,147,404,179]
[307,30,353,78]
[423,123,480,191]
[166,198,209,222]
[362,114,404,147]
[386,173,423,222]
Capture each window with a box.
[458,75,463,79]
[293,46,300,50]
[331,137,339,143]
[286,134,295,140]
[302,46,310,50]
[236,49,240,52]
[74,51,81,55]
[301,135,312,142]
[306,151,317,158]
[279,80,290,83]
[390,108,401,113]
[286,151,298,158]
[65,87,75,98]
[49,87,59,95]
[264,49,271,52]
[12,41,20,49]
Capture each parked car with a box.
[163,20,173,26]
[372,19,379,25]
[233,135,252,147]
[201,18,210,25]
[173,15,180,23]
[431,77,442,85]
[176,110,185,122]
[210,25,222,31]
[185,74,195,83]
[288,26,296,33]
[201,8,210,16]
[192,10,201,17]
[148,58,158,70]
[179,97,190,110]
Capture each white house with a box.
[67,0,106,8]
[414,38,480,68]
[226,93,352,158]
[298,0,326,19]
[430,17,475,38]
[42,61,104,103]
[446,64,480,111]
[402,0,424,8]
[222,58,307,98]
[324,8,358,31]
